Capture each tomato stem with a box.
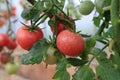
[102,6,111,13]
[5,0,14,36]
[87,44,108,66]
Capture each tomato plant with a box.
[5,62,19,75]
[16,26,43,50]
[3,0,120,80]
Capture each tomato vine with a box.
[2,0,119,80]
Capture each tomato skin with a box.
[0,53,11,64]
[56,30,84,56]
[16,26,43,50]
[6,37,17,50]
[0,33,9,46]
[44,46,58,65]
[95,0,105,14]
[50,13,75,35]
[79,1,94,15]
[5,62,19,75]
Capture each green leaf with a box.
[72,65,94,80]
[102,0,111,8]
[21,38,49,64]
[35,1,45,10]
[103,27,115,38]
[96,55,120,80]
[67,58,88,66]
[85,37,96,48]
[53,58,70,80]
[21,7,40,20]
[53,69,70,80]
[93,17,101,27]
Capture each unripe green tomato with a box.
[43,46,59,65]
[95,0,105,14]
[79,0,94,15]
[5,62,19,75]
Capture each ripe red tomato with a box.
[0,52,11,64]
[6,37,17,50]
[50,13,75,35]
[5,62,19,75]
[56,30,84,56]
[0,18,5,27]
[0,33,9,46]
[16,26,43,50]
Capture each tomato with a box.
[43,46,59,65]
[56,30,84,56]
[16,26,43,50]
[95,0,105,14]
[1,11,8,19]
[5,62,19,75]
[78,1,94,15]
[50,13,75,35]
[0,18,5,27]
[6,37,17,50]
[10,10,16,17]
[10,6,16,17]
[0,33,9,46]
[0,52,11,64]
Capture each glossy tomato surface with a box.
[56,30,84,56]
[16,26,43,50]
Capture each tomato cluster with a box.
[0,33,17,64]
[1,6,16,19]
[50,13,75,35]
[0,33,17,50]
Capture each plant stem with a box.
[87,44,108,66]
[111,0,120,54]
[5,0,12,35]
[51,0,68,18]
[111,0,119,26]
